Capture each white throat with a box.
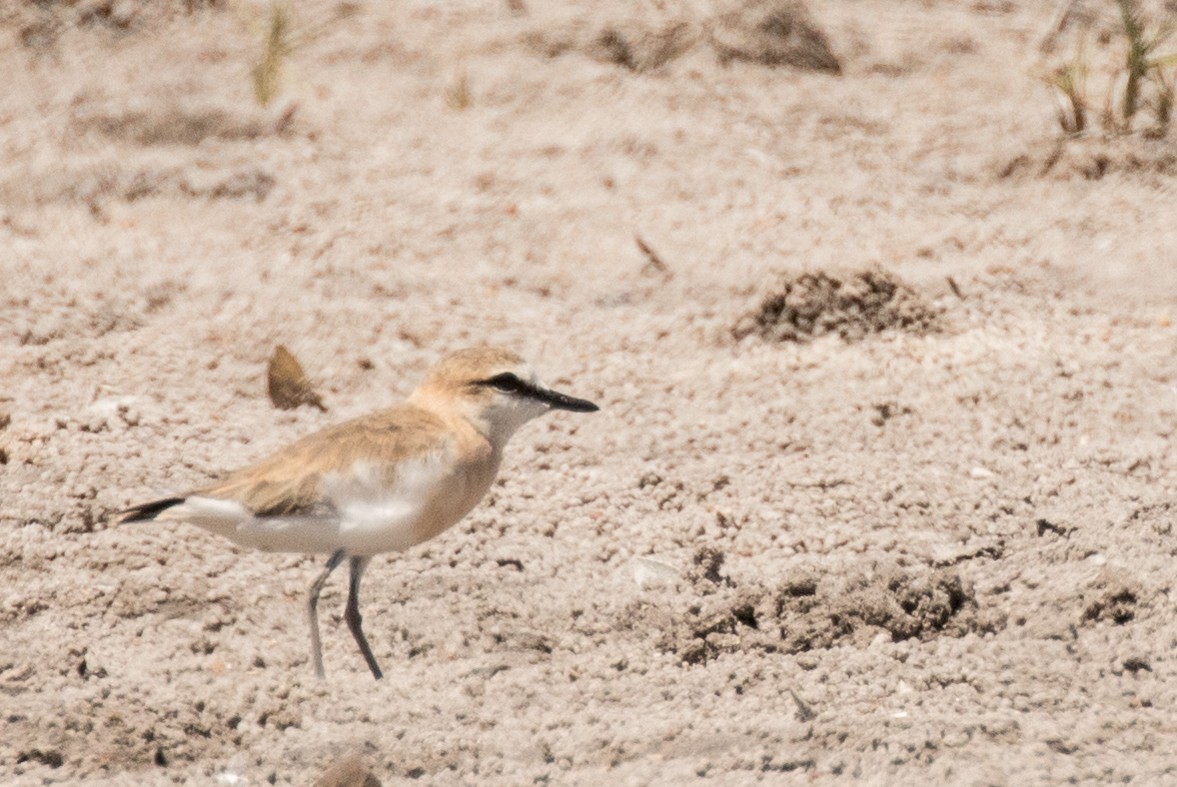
[463,395,549,452]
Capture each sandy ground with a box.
[4,0,1177,784]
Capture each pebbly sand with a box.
[3,0,1177,784]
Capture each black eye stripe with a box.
[480,372,526,394]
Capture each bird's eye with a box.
[482,372,525,394]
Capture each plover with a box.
[118,346,599,679]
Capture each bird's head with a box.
[410,346,598,448]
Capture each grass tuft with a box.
[1043,0,1177,137]
[246,1,352,108]
[445,66,472,111]
[1046,37,1089,134]
[250,1,295,107]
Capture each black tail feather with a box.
[118,497,185,523]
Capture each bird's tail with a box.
[117,497,186,523]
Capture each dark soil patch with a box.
[70,106,267,147]
[997,136,1177,182]
[732,269,941,343]
[1080,570,1142,626]
[652,550,1003,665]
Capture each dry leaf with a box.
[267,345,327,411]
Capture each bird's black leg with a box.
[345,556,383,680]
[308,549,346,679]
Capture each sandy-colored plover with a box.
[119,346,599,679]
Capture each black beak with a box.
[532,385,599,413]
[477,372,599,413]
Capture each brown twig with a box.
[635,233,671,277]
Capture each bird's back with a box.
[202,405,455,515]
[125,403,500,555]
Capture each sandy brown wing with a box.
[195,405,453,517]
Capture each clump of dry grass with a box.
[245,1,351,108]
[250,1,294,107]
[445,65,472,111]
[1043,0,1176,137]
[1047,38,1090,134]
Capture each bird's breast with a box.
[413,450,502,543]
[326,449,501,555]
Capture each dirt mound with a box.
[523,9,701,73]
[524,0,840,74]
[732,269,941,343]
[709,0,841,73]
[587,20,700,73]
[654,549,1003,665]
